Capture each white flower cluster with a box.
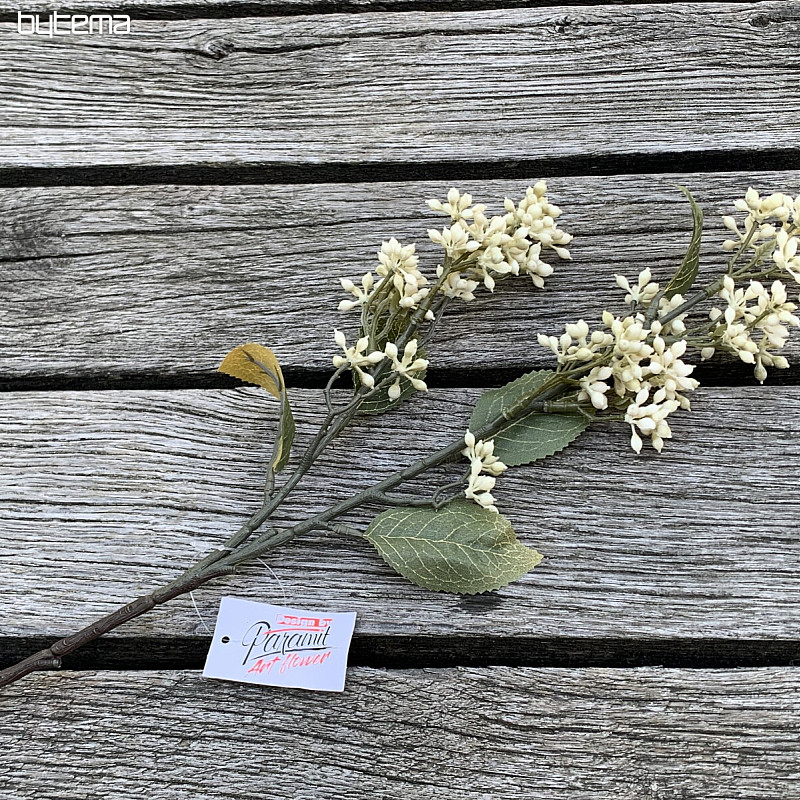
[461,431,507,513]
[704,190,800,382]
[722,190,800,277]
[338,238,435,317]
[702,277,799,382]
[332,330,429,394]
[537,277,700,453]
[333,185,575,407]
[428,183,573,292]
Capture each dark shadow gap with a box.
[2,636,799,671]
[1,149,799,190]
[1,361,797,392]
[0,0,769,23]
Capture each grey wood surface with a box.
[2,4,799,169]
[4,171,800,383]
[1,667,799,799]
[2,386,799,642]
[2,0,763,11]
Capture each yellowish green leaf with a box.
[218,344,295,472]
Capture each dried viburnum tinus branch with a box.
[4,183,798,691]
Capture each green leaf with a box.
[664,186,704,299]
[469,370,591,466]
[218,344,295,472]
[364,500,542,594]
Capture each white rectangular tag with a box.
[202,597,356,692]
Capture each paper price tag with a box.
[203,597,356,692]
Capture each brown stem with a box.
[0,565,233,690]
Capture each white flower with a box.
[577,365,614,410]
[462,430,508,513]
[375,238,429,297]
[338,272,376,312]
[332,329,385,388]
[601,312,654,397]
[774,228,800,283]
[536,320,613,365]
[624,388,681,453]
[657,294,688,335]
[723,190,799,256]
[384,340,429,400]
[744,280,799,382]
[646,336,699,409]
[519,242,554,288]
[437,265,479,302]
[503,183,573,258]
[428,223,480,259]
[398,282,430,310]
[427,188,478,222]
[377,238,418,277]
[615,269,660,306]
[708,277,798,381]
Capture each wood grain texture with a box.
[2,386,800,641]
[1,667,799,799]
[3,171,800,383]
[1,3,799,169]
[1,0,764,13]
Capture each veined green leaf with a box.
[469,370,591,466]
[218,344,295,472]
[664,186,704,299]
[364,501,542,594]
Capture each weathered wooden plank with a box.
[2,386,799,644]
[3,171,800,383]
[1,667,798,799]
[2,0,763,13]
[1,4,799,169]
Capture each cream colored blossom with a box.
[656,294,688,335]
[338,272,376,312]
[646,336,699,409]
[519,242,554,288]
[625,388,681,454]
[706,277,798,381]
[615,269,660,306]
[332,329,385,388]
[462,430,507,513]
[428,223,481,259]
[377,238,419,278]
[537,320,613,365]
[427,188,478,222]
[602,312,654,397]
[384,340,428,400]
[577,365,614,410]
[503,183,573,259]
[437,265,478,302]
[774,228,800,283]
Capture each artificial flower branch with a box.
[3,184,799,691]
